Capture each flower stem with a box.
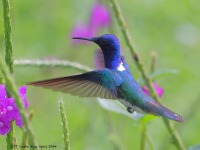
[150,51,157,74]
[140,53,157,150]
[58,97,70,150]
[14,59,92,72]
[2,0,17,148]
[146,133,155,150]
[140,125,147,150]
[140,124,155,150]
[21,131,28,150]
[2,0,13,74]
[0,72,4,83]
[109,0,185,149]
[6,122,18,150]
[21,111,34,150]
[0,56,38,149]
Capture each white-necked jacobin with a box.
[28,34,183,122]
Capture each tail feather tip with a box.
[175,115,184,122]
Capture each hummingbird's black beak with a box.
[72,37,93,42]
[72,37,99,43]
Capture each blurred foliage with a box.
[0,0,200,150]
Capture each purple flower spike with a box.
[19,86,29,109]
[71,25,94,41]
[0,85,7,100]
[153,83,164,97]
[0,84,29,135]
[0,119,10,135]
[70,24,95,44]
[142,83,164,97]
[70,2,111,45]
[90,3,111,29]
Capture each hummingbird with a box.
[28,34,183,122]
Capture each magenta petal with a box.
[19,86,26,95]
[18,86,29,108]
[0,119,11,135]
[90,3,111,28]
[0,84,7,101]
[70,2,111,46]
[142,83,164,98]
[153,83,164,97]
[142,85,150,96]
[0,85,29,135]
[15,114,24,128]
[6,98,18,120]
[0,105,7,117]
[8,101,24,128]
[71,25,95,39]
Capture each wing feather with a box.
[28,69,122,99]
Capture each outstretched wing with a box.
[28,69,122,99]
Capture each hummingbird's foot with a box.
[127,107,134,114]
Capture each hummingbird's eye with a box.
[100,38,106,45]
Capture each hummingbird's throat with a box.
[103,50,122,70]
[117,62,126,71]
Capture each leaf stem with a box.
[146,133,155,150]
[21,111,34,150]
[0,72,4,83]
[109,0,185,149]
[14,59,92,72]
[2,0,17,148]
[6,122,18,150]
[2,0,13,74]
[150,51,157,74]
[58,97,70,150]
[140,125,147,150]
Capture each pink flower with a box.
[0,85,29,135]
[142,83,164,97]
[70,2,111,44]
[71,25,94,38]
[89,3,111,29]
[70,24,95,44]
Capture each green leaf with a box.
[138,115,157,125]
[150,69,179,80]
[58,97,70,150]
[138,69,179,85]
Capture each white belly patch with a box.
[117,62,126,71]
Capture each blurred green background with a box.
[0,0,200,149]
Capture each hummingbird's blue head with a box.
[72,34,121,69]
[91,34,120,50]
[72,34,120,51]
